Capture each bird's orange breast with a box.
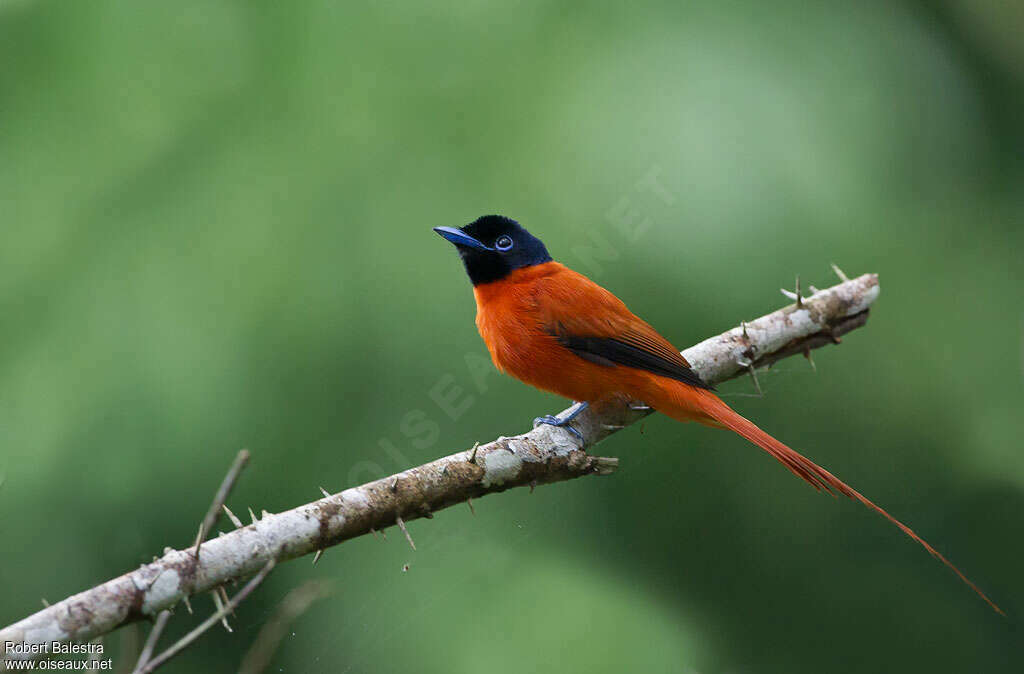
[472,262,561,388]
[471,262,662,405]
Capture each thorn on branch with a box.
[218,586,234,618]
[780,275,807,308]
[737,358,763,396]
[222,505,243,529]
[319,486,331,499]
[467,498,476,516]
[312,550,324,566]
[803,347,816,371]
[396,515,416,551]
[468,442,480,465]
[831,262,850,282]
[593,457,619,475]
[248,508,258,525]
[210,590,232,633]
[749,367,763,396]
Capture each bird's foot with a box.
[532,402,589,441]
[533,415,583,440]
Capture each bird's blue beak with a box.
[433,226,491,251]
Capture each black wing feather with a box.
[554,334,714,390]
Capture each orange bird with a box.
[435,214,1000,614]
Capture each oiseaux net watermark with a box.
[4,641,112,670]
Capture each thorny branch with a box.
[137,559,278,674]
[0,271,880,670]
[131,450,250,673]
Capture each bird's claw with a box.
[533,415,583,441]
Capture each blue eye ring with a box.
[495,235,514,251]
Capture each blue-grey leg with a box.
[533,401,589,440]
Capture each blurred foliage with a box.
[1,1,1022,672]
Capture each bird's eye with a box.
[495,235,514,251]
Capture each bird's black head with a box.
[434,215,552,286]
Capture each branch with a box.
[136,558,277,674]
[0,272,879,666]
[131,450,250,673]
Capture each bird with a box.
[434,214,1001,614]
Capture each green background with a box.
[2,1,1022,672]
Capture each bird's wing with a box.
[534,267,712,390]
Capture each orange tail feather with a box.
[685,391,1003,615]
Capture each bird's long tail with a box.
[651,382,1002,614]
